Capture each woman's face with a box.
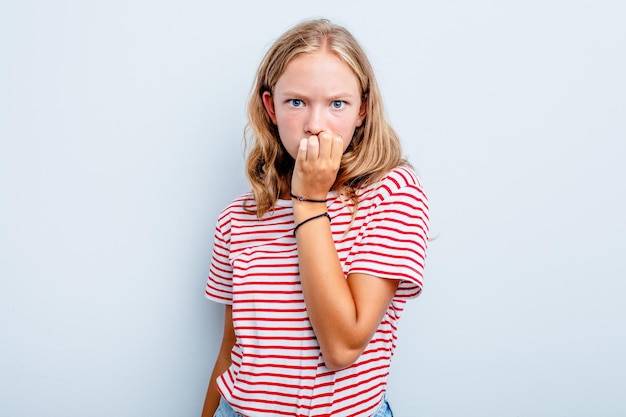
[262,51,366,159]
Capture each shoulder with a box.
[215,192,256,226]
[379,166,423,192]
[359,166,426,202]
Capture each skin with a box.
[263,50,365,166]
[201,305,234,417]
[202,50,399,415]
[262,50,400,370]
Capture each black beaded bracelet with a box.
[293,212,331,237]
[290,192,327,203]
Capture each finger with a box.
[330,132,344,163]
[317,131,333,160]
[296,137,308,163]
[306,134,320,160]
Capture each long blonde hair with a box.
[245,18,407,217]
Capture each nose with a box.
[304,105,325,136]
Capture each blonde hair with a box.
[245,18,407,217]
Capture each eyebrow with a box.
[278,90,360,99]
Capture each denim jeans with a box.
[213,397,244,417]
[372,394,394,417]
[213,395,393,417]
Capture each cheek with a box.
[341,134,353,151]
[276,129,299,160]
[275,113,302,158]
[337,112,362,150]
[340,124,359,151]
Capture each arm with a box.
[201,304,235,417]
[295,208,399,370]
[291,133,399,370]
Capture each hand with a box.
[291,131,344,200]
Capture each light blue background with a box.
[1,1,624,416]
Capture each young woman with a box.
[202,18,429,417]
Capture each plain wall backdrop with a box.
[1,0,624,416]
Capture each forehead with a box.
[274,51,361,95]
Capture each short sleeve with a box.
[205,219,233,305]
[348,169,429,299]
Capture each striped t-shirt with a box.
[206,166,429,417]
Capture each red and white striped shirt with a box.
[206,166,429,417]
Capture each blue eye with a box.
[288,99,303,107]
[331,100,345,109]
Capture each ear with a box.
[262,91,277,124]
[356,94,367,127]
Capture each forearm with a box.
[290,133,398,369]
[293,203,364,369]
[201,353,230,417]
[201,305,235,417]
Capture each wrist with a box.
[292,202,327,223]
[293,212,331,237]
[290,192,327,203]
